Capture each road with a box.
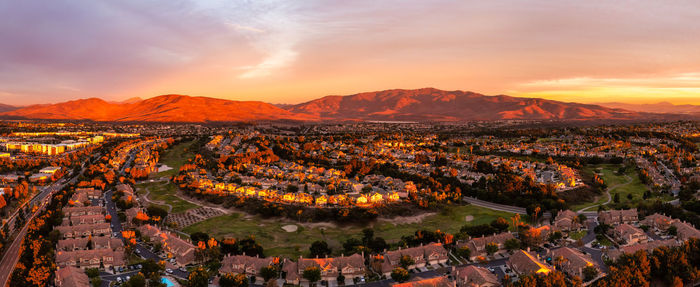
[0,156,96,287]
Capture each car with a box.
[116,277,123,283]
[179,267,187,272]
[166,269,174,274]
[126,276,130,281]
[135,249,141,254]
[137,264,142,269]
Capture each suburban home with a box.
[612,224,648,246]
[391,276,455,287]
[641,213,676,231]
[220,254,276,283]
[507,249,551,275]
[138,224,196,266]
[124,207,144,227]
[453,265,500,287]
[62,214,106,226]
[63,206,103,217]
[55,249,126,270]
[57,237,124,252]
[671,221,700,241]
[283,253,365,286]
[55,266,90,287]
[553,210,582,231]
[598,209,638,226]
[56,223,111,239]
[458,232,515,260]
[606,239,679,261]
[546,247,598,279]
[377,243,448,277]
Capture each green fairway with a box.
[183,204,513,258]
[572,164,671,211]
[156,140,195,177]
[136,181,198,213]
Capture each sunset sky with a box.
[1,0,699,106]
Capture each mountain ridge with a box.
[0,88,686,123]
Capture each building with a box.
[671,221,700,241]
[376,243,448,277]
[220,254,276,283]
[553,210,582,232]
[612,224,648,246]
[641,213,676,231]
[598,209,638,226]
[57,237,124,252]
[138,224,196,266]
[546,247,598,278]
[40,166,62,174]
[55,266,90,287]
[453,265,500,287]
[507,249,551,275]
[55,249,126,270]
[63,206,103,217]
[606,239,679,261]
[457,232,515,260]
[283,253,365,286]
[56,223,111,239]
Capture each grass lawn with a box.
[568,230,587,241]
[183,204,513,258]
[572,164,671,211]
[136,181,198,213]
[155,140,195,178]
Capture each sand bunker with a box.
[465,215,474,222]
[282,225,298,232]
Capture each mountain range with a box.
[0,104,18,113]
[597,102,700,115]
[0,88,692,123]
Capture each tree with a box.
[91,277,102,287]
[219,273,249,287]
[188,266,210,287]
[485,242,499,255]
[583,265,598,282]
[337,273,345,285]
[614,193,620,203]
[399,255,415,269]
[505,238,521,251]
[190,232,210,244]
[85,268,100,278]
[309,240,332,258]
[456,246,471,259]
[491,217,510,232]
[123,273,146,287]
[390,267,410,282]
[667,225,678,236]
[302,266,321,287]
[260,265,278,282]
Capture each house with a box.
[641,213,676,231]
[63,206,103,217]
[606,239,679,261]
[29,173,51,183]
[56,223,111,239]
[55,266,90,287]
[138,224,196,266]
[457,232,515,260]
[546,247,598,278]
[507,249,551,275]
[283,253,365,286]
[377,243,448,277]
[612,224,648,246]
[57,237,124,252]
[55,249,126,270]
[598,209,638,226]
[220,254,276,283]
[671,221,700,241]
[124,207,144,227]
[40,166,62,174]
[62,214,105,226]
[453,265,500,287]
[553,210,582,231]
[392,276,455,287]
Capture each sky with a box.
[1,0,700,106]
